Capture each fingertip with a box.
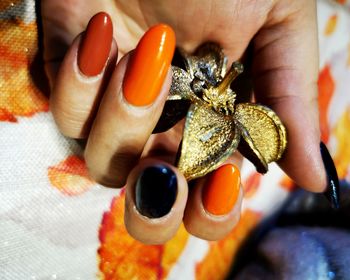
[51,37,118,139]
[50,11,117,139]
[202,164,241,215]
[184,164,243,241]
[122,23,175,107]
[124,159,188,244]
[320,141,340,209]
[277,114,327,193]
[78,12,114,77]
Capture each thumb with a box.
[252,1,327,192]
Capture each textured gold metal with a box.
[178,101,240,180]
[234,103,287,163]
[154,43,287,180]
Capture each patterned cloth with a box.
[1,0,349,279]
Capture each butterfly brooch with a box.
[153,43,287,181]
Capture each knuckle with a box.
[84,148,140,188]
[51,97,91,139]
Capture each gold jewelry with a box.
[154,43,287,180]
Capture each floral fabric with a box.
[1,0,349,279]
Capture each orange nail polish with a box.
[78,12,113,76]
[202,164,241,216]
[123,24,176,106]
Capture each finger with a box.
[184,160,243,241]
[84,24,176,188]
[41,1,103,87]
[124,159,188,244]
[50,12,116,138]
[252,1,326,192]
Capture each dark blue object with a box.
[135,165,177,218]
[320,142,340,209]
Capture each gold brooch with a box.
[154,43,287,180]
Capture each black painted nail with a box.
[320,142,340,209]
[135,165,177,218]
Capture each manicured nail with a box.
[135,165,177,218]
[123,24,176,106]
[78,12,113,76]
[202,164,241,216]
[320,142,340,209]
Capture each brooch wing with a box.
[235,103,287,173]
[177,102,240,180]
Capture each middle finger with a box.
[84,24,175,188]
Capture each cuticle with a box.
[201,185,242,220]
[133,204,175,223]
[202,204,230,220]
[75,34,111,81]
[75,53,106,82]
[200,187,228,220]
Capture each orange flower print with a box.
[0,108,17,122]
[98,192,189,280]
[195,210,262,280]
[280,176,296,192]
[324,15,338,36]
[318,64,335,143]
[0,0,22,11]
[335,0,347,5]
[243,172,262,199]
[333,107,350,179]
[0,20,48,122]
[48,155,94,195]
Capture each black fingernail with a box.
[135,165,177,218]
[320,142,340,209]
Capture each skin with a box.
[42,0,325,244]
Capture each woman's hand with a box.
[42,0,325,244]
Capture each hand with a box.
[42,0,325,244]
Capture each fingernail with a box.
[135,165,177,218]
[123,24,176,106]
[202,164,241,216]
[78,12,113,76]
[320,142,340,209]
